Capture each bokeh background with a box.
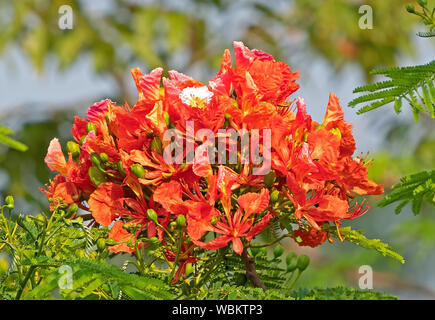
[0,0,434,299]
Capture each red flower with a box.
[88,182,124,226]
[193,189,271,255]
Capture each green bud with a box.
[224,113,232,120]
[169,221,177,232]
[273,244,284,258]
[176,214,186,228]
[66,203,78,217]
[285,252,297,266]
[96,238,106,251]
[270,190,280,204]
[406,4,415,13]
[99,153,109,162]
[147,209,158,223]
[185,263,194,277]
[151,137,163,154]
[264,170,276,188]
[5,195,14,209]
[297,254,310,272]
[90,153,101,167]
[163,111,171,127]
[149,236,160,246]
[86,122,97,133]
[67,141,81,158]
[131,164,146,179]
[286,257,298,272]
[88,167,107,186]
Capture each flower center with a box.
[179,86,213,109]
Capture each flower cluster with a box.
[41,41,383,283]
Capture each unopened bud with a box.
[131,164,146,179]
[66,203,78,217]
[99,153,109,162]
[147,209,158,223]
[86,122,97,133]
[270,190,280,203]
[406,4,415,13]
[176,214,186,228]
[96,238,106,251]
[297,254,310,271]
[67,141,81,158]
[5,195,14,209]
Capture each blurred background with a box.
[0,0,434,299]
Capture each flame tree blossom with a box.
[41,41,383,285]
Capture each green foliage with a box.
[348,60,435,119]
[406,1,435,37]
[378,170,435,215]
[326,226,405,264]
[291,287,398,300]
[24,258,174,300]
[0,125,28,152]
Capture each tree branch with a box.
[240,247,266,291]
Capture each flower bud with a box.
[147,209,158,223]
[5,195,14,209]
[176,214,186,228]
[99,153,109,163]
[86,122,97,133]
[285,252,297,266]
[273,244,284,258]
[296,254,310,271]
[88,167,107,186]
[270,190,280,204]
[131,164,146,179]
[149,236,160,246]
[264,170,276,188]
[67,141,81,158]
[406,4,415,13]
[96,238,106,251]
[66,203,78,217]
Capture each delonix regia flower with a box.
[41,41,383,284]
